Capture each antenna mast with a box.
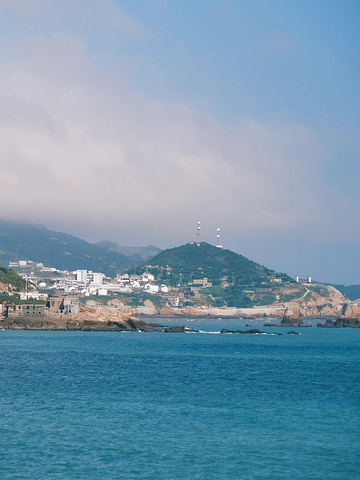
[216,228,223,248]
[196,221,201,246]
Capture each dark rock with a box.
[220,328,275,335]
[318,317,360,328]
[317,319,335,328]
[164,325,199,333]
[287,330,299,335]
[263,323,278,327]
[279,316,309,327]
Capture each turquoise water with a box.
[0,321,359,479]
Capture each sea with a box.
[0,317,359,480]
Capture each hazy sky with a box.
[0,0,359,284]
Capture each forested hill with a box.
[94,241,162,262]
[0,221,142,276]
[134,242,294,288]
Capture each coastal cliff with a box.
[0,307,155,331]
[277,285,345,318]
[317,301,360,328]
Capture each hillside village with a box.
[0,240,353,322]
[6,261,171,298]
[1,256,176,319]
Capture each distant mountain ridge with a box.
[329,284,360,301]
[0,221,154,276]
[94,241,162,262]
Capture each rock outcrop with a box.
[279,285,345,318]
[340,302,360,319]
[164,325,199,333]
[0,306,155,331]
[317,317,360,328]
[278,314,308,327]
[220,328,279,335]
[317,302,360,327]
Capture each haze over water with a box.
[1,322,359,479]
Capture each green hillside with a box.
[0,267,27,291]
[94,241,162,262]
[136,242,293,286]
[134,242,296,307]
[0,221,145,276]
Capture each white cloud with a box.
[0,1,353,249]
[0,0,143,35]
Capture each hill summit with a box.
[133,242,296,307]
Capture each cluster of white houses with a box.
[15,265,171,297]
[9,259,314,301]
[50,270,170,296]
[1,265,172,318]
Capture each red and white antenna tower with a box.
[216,228,223,248]
[196,221,201,246]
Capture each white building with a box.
[141,272,155,283]
[130,274,141,282]
[117,274,130,283]
[20,291,48,301]
[75,270,86,282]
[90,272,105,285]
[27,273,37,282]
[118,286,133,293]
[75,270,105,285]
[145,284,159,293]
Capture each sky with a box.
[0,0,359,284]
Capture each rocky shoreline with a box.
[0,307,156,332]
[317,317,360,328]
[1,305,360,331]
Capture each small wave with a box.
[198,330,221,334]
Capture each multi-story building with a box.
[75,270,105,285]
[6,304,46,317]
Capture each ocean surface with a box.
[0,318,359,480]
